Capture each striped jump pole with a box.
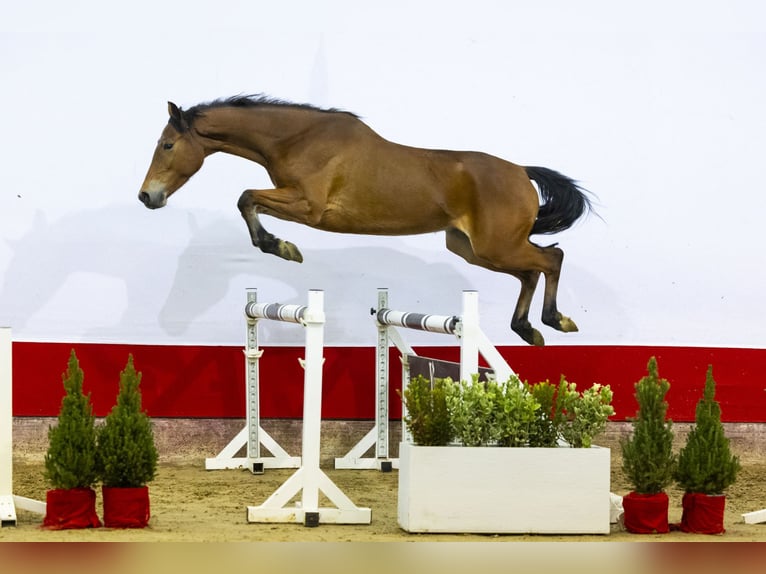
[335,289,515,471]
[245,290,371,527]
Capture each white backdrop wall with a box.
[1,0,764,348]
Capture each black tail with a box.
[525,166,593,235]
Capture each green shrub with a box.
[528,379,562,447]
[402,370,614,449]
[674,365,740,494]
[399,374,453,446]
[493,378,540,447]
[44,350,99,490]
[559,380,615,448]
[445,375,499,446]
[445,375,539,447]
[96,355,158,488]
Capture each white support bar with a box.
[206,289,301,473]
[12,495,46,515]
[742,509,766,524]
[457,290,480,383]
[335,289,515,471]
[1,328,13,526]
[247,290,371,526]
[1,327,45,527]
[336,290,395,470]
[204,426,301,471]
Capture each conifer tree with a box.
[674,365,740,494]
[44,350,99,489]
[96,354,158,488]
[620,357,676,494]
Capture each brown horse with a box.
[139,95,592,346]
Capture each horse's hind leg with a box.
[446,229,545,346]
[538,245,578,333]
[237,189,303,262]
[452,224,578,344]
[510,270,546,346]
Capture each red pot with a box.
[102,485,151,528]
[43,487,102,530]
[622,491,670,534]
[680,492,726,534]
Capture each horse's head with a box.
[138,102,205,209]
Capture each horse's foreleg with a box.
[237,189,304,262]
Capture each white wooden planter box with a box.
[398,441,611,534]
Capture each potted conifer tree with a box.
[673,365,740,534]
[620,357,676,534]
[43,350,101,529]
[96,354,158,528]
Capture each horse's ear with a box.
[167,101,188,132]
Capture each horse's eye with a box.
[162,142,174,150]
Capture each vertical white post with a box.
[375,289,389,460]
[458,291,480,383]
[0,328,12,500]
[459,290,515,383]
[299,289,324,513]
[0,327,45,524]
[334,289,396,470]
[247,290,371,525]
[205,289,301,472]
[245,288,261,463]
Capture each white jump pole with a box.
[205,289,301,472]
[246,290,371,526]
[334,289,515,470]
[0,327,45,527]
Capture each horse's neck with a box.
[193,107,319,166]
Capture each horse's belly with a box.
[316,202,448,235]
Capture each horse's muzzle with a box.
[138,190,167,209]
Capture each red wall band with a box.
[11,342,766,422]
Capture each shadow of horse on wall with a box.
[158,213,473,343]
[0,207,472,343]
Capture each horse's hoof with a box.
[277,240,303,263]
[513,323,545,346]
[558,316,579,333]
[543,312,579,333]
[529,330,545,346]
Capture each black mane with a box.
[181,94,358,125]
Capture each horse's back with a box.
[275,112,539,236]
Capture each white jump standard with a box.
[205,289,301,472]
[1,327,46,527]
[334,289,515,470]
[245,290,371,526]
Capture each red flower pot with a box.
[680,492,726,534]
[102,485,151,528]
[43,487,102,530]
[622,491,670,534]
